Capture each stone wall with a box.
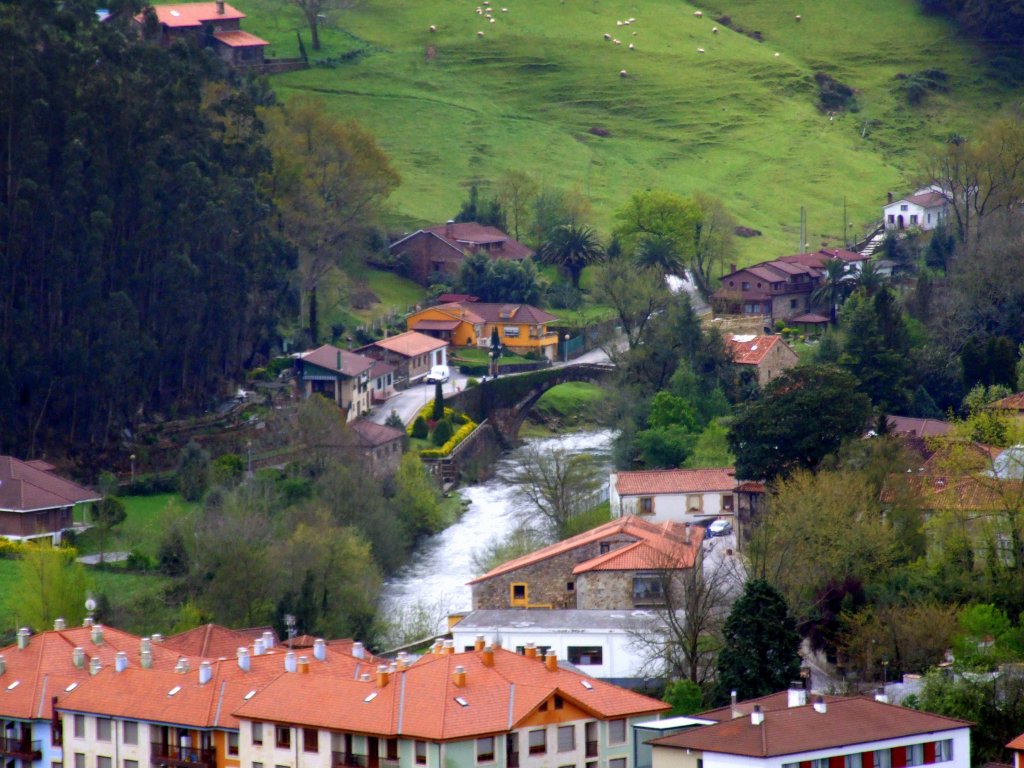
[575,570,635,609]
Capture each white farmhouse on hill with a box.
[883,187,948,231]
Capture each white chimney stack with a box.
[813,695,827,714]
[313,639,326,662]
[89,658,102,676]
[151,633,163,643]
[54,618,66,631]
[730,690,740,719]
[750,705,764,726]
[262,631,275,650]
[352,642,365,660]
[787,682,807,708]
[16,628,29,650]
[253,638,265,656]
[0,655,6,676]
[115,651,128,673]
[141,649,152,669]
[874,687,889,704]
[237,647,251,672]
[175,657,190,674]
[72,647,85,669]
[199,661,213,685]
[284,651,297,673]
[92,624,103,645]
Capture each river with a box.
[379,428,617,627]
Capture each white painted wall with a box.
[883,200,946,231]
[608,477,733,524]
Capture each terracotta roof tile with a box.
[362,331,448,358]
[614,468,737,496]
[423,223,532,260]
[161,625,273,659]
[884,416,952,438]
[0,456,100,513]
[727,335,787,366]
[145,3,246,27]
[444,302,558,326]
[299,345,374,377]
[993,392,1024,412]
[574,526,704,572]
[212,29,269,47]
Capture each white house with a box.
[883,188,948,231]
[609,468,737,524]
[650,691,969,768]
[451,609,667,688]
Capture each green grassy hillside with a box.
[238,0,1015,264]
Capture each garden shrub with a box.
[432,418,454,446]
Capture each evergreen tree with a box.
[716,580,802,702]
[432,382,445,421]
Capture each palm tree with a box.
[850,259,888,296]
[811,259,851,324]
[538,224,605,288]
[634,234,685,275]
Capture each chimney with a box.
[72,647,85,669]
[141,649,153,670]
[432,640,443,655]
[684,523,691,545]
[729,263,737,274]
[446,219,455,239]
[524,643,537,660]
[544,650,557,672]
[443,639,455,655]
[397,652,411,671]
[377,664,390,688]
[175,657,190,674]
[89,658,102,676]
[787,682,807,708]
[254,638,266,657]
[474,635,486,652]
[54,618,66,631]
[298,656,310,674]
[151,633,163,643]
[141,637,152,655]
[92,624,103,645]
[284,652,297,673]
[237,647,251,672]
[874,687,889,705]
[352,642,365,660]
[887,191,894,204]
[83,617,93,627]
[17,628,29,650]
[199,661,213,685]
[115,652,128,673]
[313,638,326,662]
[730,690,740,719]
[482,644,494,667]
[0,655,6,676]
[453,665,466,687]
[262,631,276,650]
[215,0,225,13]
[750,705,764,726]
[813,695,827,714]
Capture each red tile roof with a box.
[905,191,947,208]
[1007,733,1024,750]
[362,331,448,358]
[885,416,952,438]
[444,302,558,326]
[233,647,668,739]
[213,29,269,47]
[790,313,830,324]
[698,691,844,721]
[614,468,737,496]
[0,456,100,513]
[469,516,702,584]
[423,223,532,260]
[653,696,968,757]
[161,624,273,659]
[727,335,787,366]
[146,2,245,27]
[299,345,374,377]
[575,524,704,572]
[993,392,1024,412]
[351,420,404,448]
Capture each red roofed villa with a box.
[726,334,799,387]
[135,2,269,67]
[0,456,99,543]
[389,221,532,285]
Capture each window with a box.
[275,726,291,749]
[477,737,495,763]
[935,740,953,762]
[557,726,575,752]
[845,755,860,768]
[124,761,138,768]
[553,694,563,709]
[599,542,611,554]
[900,204,909,211]
[906,745,924,766]
[790,299,798,309]
[503,327,520,338]
[566,582,575,592]
[387,740,398,760]
[610,759,627,768]
[722,494,734,511]
[510,583,528,606]
[253,763,263,768]
[303,729,318,753]
[74,755,85,768]
[874,749,892,768]
[608,719,626,745]
[415,741,427,765]
[888,214,895,223]
[123,722,138,746]
[252,723,263,746]
[638,497,654,515]
[910,214,919,225]
[742,281,751,290]
[568,646,603,665]
[927,213,933,224]
[98,757,112,768]
[632,573,664,604]
[52,722,63,746]
[686,495,702,513]
[74,715,85,739]
[528,730,546,756]
[228,732,239,756]
[97,718,112,741]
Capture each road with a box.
[367,342,617,426]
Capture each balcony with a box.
[507,754,519,768]
[332,752,373,768]
[150,742,215,768]
[0,737,42,760]
[586,741,598,758]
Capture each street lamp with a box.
[563,333,570,365]
[246,440,253,477]
[129,454,136,486]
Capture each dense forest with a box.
[0,0,295,459]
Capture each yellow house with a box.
[408,302,560,359]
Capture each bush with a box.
[432,418,454,446]
[466,377,480,388]
[411,415,429,439]
[177,441,210,502]
[125,549,153,572]
[211,453,245,487]
[419,419,478,458]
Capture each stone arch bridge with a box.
[446,363,615,445]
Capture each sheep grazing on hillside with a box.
[627,17,636,23]
[697,47,705,53]
[623,20,630,25]
[773,51,780,57]
[477,30,485,36]
[795,14,801,21]
[619,69,628,77]
[628,43,635,50]
[693,10,702,17]
[603,33,612,40]
[616,20,623,26]
[429,24,436,32]
[613,38,621,44]
[489,17,495,23]
[711,26,718,33]
[501,7,508,11]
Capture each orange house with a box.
[408,302,559,359]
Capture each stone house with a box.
[726,334,799,387]
[469,516,704,610]
[351,420,405,477]
[0,457,100,543]
[389,221,532,285]
[356,331,448,387]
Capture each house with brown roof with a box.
[711,249,868,323]
[389,221,532,285]
[609,468,739,525]
[884,188,948,232]
[407,302,559,360]
[294,345,375,420]
[135,2,269,66]
[726,334,799,387]
[469,516,704,611]
[0,457,100,543]
[351,420,405,477]
[650,690,969,768]
[991,392,1024,423]
[356,331,448,387]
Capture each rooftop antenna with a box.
[285,614,297,649]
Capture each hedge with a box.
[407,404,467,435]
[419,419,479,459]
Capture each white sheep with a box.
[613,38,621,44]
[603,32,611,40]
[773,51,780,57]
[627,17,636,23]
[623,20,630,25]
[628,43,635,49]
[795,14,801,21]
[619,69,628,77]
[501,7,508,11]
[694,10,702,17]
[697,47,705,53]
[712,26,718,33]
[429,24,436,32]
[489,16,495,22]
[477,30,485,36]
[616,20,623,26]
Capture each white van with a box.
[425,365,450,384]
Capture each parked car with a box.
[707,519,733,537]
[425,364,450,384]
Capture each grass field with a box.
[234,0,1014,267]
[75,493,195,557]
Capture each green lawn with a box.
[452,347,533,366]
[75,493,195,558]
[233,0,1014,267]
[551,305,617,328]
